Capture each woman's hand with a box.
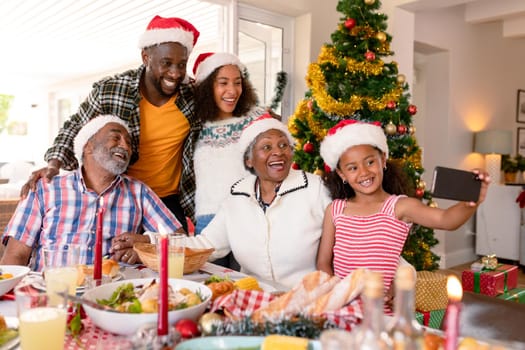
[110,232,149,264]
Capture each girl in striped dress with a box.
[316,120,490,303]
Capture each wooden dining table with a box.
[0,262,274,350]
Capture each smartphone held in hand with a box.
[431,166,482,202]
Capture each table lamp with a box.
[474,130,512,184]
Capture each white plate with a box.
[31,271,124,294]
[0,317,19,350]
[174,336,321,350]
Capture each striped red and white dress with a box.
[332,195,412,293]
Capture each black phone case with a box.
[430,166,481,202]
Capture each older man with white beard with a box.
[0,115,182,271]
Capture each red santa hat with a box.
[192,52,245,83]
[138,16,199,52]
[238,113,295,156]
[74,115,130,164]
[320,120,389,170]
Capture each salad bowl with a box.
[0,265,30,297]
[82,278,212,335]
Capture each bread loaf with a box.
[207,280,236,301]
[252,270,340,321]
[76,259,120,286]
[306,268,366,314]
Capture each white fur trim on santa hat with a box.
[139,28,194,51]
[138,16,199,51]
[320,122,389,170]
[194,52,245,83]
[238,116,295,156]
[74,115,130,164]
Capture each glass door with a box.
[237,5,293,119]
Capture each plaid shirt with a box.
[3,169,182,271]
[44,65,200,219]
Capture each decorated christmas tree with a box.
[288,0,439,270]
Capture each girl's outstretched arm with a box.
[396,171,490,230]
[316,203,336,275]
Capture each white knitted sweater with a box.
[193,107,265,217]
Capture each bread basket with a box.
[133,242,214,274]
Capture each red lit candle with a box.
[444,275,462,350]
[157,232,169,336]
[93,197,104,280]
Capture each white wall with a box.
[406,5,525,266]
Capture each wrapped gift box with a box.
[415,271,448,311]
[496,288,525,304]
[461,264,518,297]
[415,309,445,330]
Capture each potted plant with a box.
[501,155,519,183]
[516,154,525,183]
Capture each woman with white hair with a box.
[186,114,332,289]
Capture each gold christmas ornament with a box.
[428,200,438,208]
[198,312,224,336]
[396,74,406,84]
[385,121,397,135]
[409,125,416,135]
[313,168,324,177]
[376,32,387,42]
[418,180,426,190]
[364,0,375,4]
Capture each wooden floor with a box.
[441,260,525,288]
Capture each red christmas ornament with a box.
[175,319,201,339]
[386,101,396,110]
[292,162,300,170]
[364,51,375,61]
[408,104,418,115]
[415,188,425,198]
[303,142,314,153]
[397,124,407,134]
[344,18,356,30]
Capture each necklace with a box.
[255,178,281,212]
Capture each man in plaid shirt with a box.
[21,16,201,232]
[1,115,182,271]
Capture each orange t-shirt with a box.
[127,95,190,198]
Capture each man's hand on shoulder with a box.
[19,160,61,199]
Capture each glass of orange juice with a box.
[157,234,185,279]
[43,243,80,300]
[15,280,68,350]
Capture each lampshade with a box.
[474,130,512,155]
[474,129,513,184]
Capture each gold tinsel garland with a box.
[288,99,327,144]
[318,46,385,76]
[406,148,423,170]
[308,61,403,116]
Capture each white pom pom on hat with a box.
[192,52,245,83]
[320,120,389,170]
[238,113,295,156]
[138,15,200,52]
[74,115,131,164]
